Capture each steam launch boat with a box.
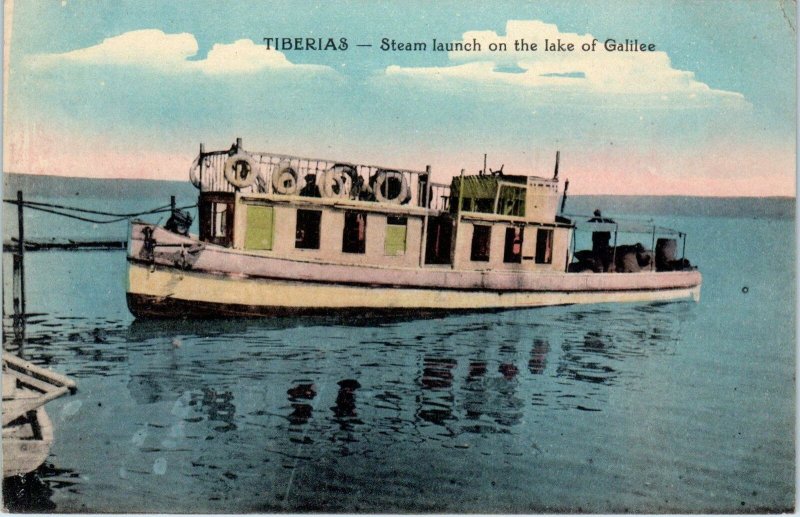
[126,139,701,317]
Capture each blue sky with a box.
[4,0,796,195]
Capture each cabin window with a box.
[503,226,524,263]
[296,209,322,250]
[497,186,526,217]
[535,228,553,264]
[425,215,453,265]
[385,215,407,256]
[470,225,492,262]
[342,210,367,254]
[211,202,228,238]
[245,205,274,250]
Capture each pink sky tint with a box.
[561,142,796,197]
[4,125,795,198]
[4,126,195,181]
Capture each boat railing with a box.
[564,212,690,271]
[191,143,450,211]
[427,182,451,211]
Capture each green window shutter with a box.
[245,205,274,250]
[385,224,407,255]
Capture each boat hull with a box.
[127,261,701,318]
[126,222,701,318]
[2,408,53,478]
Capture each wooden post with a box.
[611,222,618,272]
[650,225,656,271]
[452,169,465,269]
[170,195,176,214]
[419,165,431,267]
[16,190,25,316]
[199,143,205,193]
[566,227,575,272]
[11,190,26,343]
[681,233,686,261]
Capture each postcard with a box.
[2,0,795,513]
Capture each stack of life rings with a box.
[219,154,411,205]
[265,162,410,204]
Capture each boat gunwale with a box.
[127,257,701,294]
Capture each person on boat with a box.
[589,209,615,272]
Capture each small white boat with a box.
[126,139,701,317]
[3,353,76,478]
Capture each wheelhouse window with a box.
[535,228,553,264]
[385,215,407,256]
[497,186,526,217]
[296,209,322,249]
[503,226,524,263]
[342,210,367,254]
[470,225,492,262]
[211,202,228,238]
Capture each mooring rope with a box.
[3,199,197,224]
[9,200,172,217]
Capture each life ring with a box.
[372,169,409,204]
[318,164,357,198]
[224,153,257,189]
[272,161,300,195]
[189,155,201,189]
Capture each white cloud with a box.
[378,20,746,108]
[29,29,335,75]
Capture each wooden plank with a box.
[11,370,62,394]
[3,353,77,390]
[2,386,68,426]
[2,239,126,252]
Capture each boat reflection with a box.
[529,339,549,374]
[3,301,694,511]
[417,355,458,428]
[201,387,237,432]
[287,383,316,426]
[125,311,463,339]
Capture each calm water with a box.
[1,179,795,513]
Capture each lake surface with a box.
[1,176,795,513]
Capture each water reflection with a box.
[201,387,237,432]
[417,356,457,427]
[2,300,694,511]
[558,330,617,385]
[331,379,362,428]
[287,383,316,426]
[529,339,549,374]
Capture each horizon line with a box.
[2,170,796,200]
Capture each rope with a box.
[4,199,196,224]
[3,199,174,217]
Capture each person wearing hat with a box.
[588,209,615,271]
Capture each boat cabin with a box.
[191,140,575,273]
[188,139,690,275]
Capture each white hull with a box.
[127,222,701,317]
[127,261,701,317]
